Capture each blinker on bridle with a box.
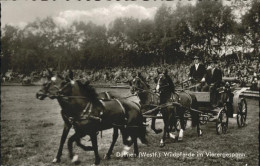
[45,76,76,98]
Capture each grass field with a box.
[1,86,259,166]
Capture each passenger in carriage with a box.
[203,59,223,107]
[188,55,206,91]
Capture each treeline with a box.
[1,0,259,74]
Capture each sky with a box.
[1,0,196,28]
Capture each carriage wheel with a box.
[176,119,187,131]
[216,108,229,135]
[199,114,208,125]
[237,98,247,127]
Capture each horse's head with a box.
[129,77,149,95]
[36,69,73,100]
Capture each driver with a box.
[188,55,206,91]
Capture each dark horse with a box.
[129,76,162,134]
[36,71,147,165]
[130,75,180,147]
[157,74,202,146]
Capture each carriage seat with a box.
[192,92,211,103]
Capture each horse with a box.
[130,75,181,147]
[129,76,162,134]
[157,73,202,146]
[36,70,148,165]
[37,80,133,163]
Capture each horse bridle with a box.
[44,77,87,99]
[46,78,104,123]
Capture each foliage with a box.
[1,1,258,74]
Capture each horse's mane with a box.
[76,80,99,103]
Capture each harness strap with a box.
[83,102,91,113]
[63,114,74,126]
[115,99,126,115]
[115,99,128,127]
[99,100,106,107]
[105,91,111,100]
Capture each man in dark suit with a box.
[207,59,223,107]
[189,55,206,91]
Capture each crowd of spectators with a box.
[1,59,259,90]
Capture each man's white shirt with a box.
[195,64,199,70]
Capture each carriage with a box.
[138,76,248,135]
[178,77,248,135]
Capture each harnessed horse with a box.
[129,76,162,134]
[156,74,203,146]
[36,70,147,165]
[130,75,182,147]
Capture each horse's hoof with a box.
[154,129,163,134]
[134,153,139,158]
[71,155,79,163]
[169,133,176,140]
[178,137,183,142]
[159,143,165,147]
[123,154,128,159]
[94,159,100,165]
[52,158,61,163]
[122,146,130,158]
[198,130,203,137]
[104,154,111,160]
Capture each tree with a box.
[241,0,260,58]
[154,4,173,64]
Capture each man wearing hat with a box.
[189,55,206,91]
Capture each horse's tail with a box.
[121,100,148,145]
[137,124,148,145]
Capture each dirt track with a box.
[1,86,259,166]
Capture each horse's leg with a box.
[196,112,203,137]
[68,133,80,164]
[133,136,139,157]
[53,122,71,163]
[178,109,185,141]
[121,129,132,158]
[190,109,202,137]
[151,110,162,134]
[104,127,119,160]
[160,111,168,147]
[75,138,93,151]
[90,132,101,165]
[168,108,177,140]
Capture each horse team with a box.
[36,69,203,165]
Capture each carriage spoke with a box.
[217,123,222,134]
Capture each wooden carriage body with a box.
[182,77,248,134]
